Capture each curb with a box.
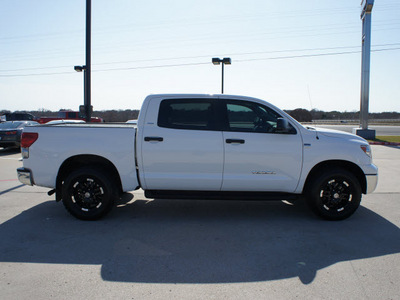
[369,141,400,146]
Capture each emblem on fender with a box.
[252,171,276,175]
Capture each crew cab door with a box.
[221,99,302,192]
[139,97,224,190]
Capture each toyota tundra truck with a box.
[17,94,378,220]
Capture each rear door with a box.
[221,99,303,192]
[140,97,224,190]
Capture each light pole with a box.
[212,57,231,94]
[74,0,92,122]
[353,0,375,139]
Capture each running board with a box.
[145,190,299,201]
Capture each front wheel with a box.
[62,167,116,220]
[305,168,362,220]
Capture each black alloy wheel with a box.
[62,167,116,220]
[306,168,362,220]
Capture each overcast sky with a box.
[1,0,399,113]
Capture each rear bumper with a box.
[17,167,34,186]
[0,141,19,148]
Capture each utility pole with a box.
[354,0,375,139]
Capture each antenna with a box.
[307,85,313,110]
[307,85,319,140]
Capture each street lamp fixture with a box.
[212,57,231,94]
[74,65,86,72]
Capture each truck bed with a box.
[21,123,139,192]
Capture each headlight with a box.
[360,145,371,157]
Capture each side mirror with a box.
[276,118,290,133]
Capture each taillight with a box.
[21,132,38,148]
[6,131,17,135]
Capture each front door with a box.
[221,100,303,192]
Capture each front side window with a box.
[226,101,294,133]
[158,99,216,130]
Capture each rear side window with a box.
[158,99,216,130]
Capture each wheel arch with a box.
[304,160,367,194]
[56,154,123,197]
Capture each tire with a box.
[62,167,116,220]
[305,168,362,221]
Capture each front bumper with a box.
[17,167,34,186]
[366,174,378,194]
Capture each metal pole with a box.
[83,69,86,111]
[221,63,224,94]
[360,0,373,130]
[85,0,92,122]
[353,0,375,139]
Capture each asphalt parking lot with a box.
[0,145,399,299]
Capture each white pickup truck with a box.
[17,94,378,221]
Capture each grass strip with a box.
[370,136,400,143]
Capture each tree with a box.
[287,108,313,122]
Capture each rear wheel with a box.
[305,168,362,220]
[62,167,116,220]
